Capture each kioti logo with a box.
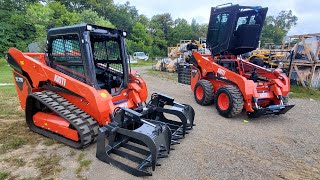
[217,68,226,76]
[54,74,66,86]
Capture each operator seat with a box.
[219,60,239,73]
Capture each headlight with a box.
[86,25,93,31]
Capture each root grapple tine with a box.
[171,140,180,145]
[172,135,183,140]
[96,107,171,177]
[122,143,150,156]
[96,94,195,177]
[141,93,195,144]
[158,153,168,158]
[137,158,151,169]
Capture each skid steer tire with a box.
[215,85,243,118]
[194,80,214,105]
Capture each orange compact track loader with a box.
[6,24,195,176]
[178,4,294,118]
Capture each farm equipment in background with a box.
[154,38,210,73]
[178,4,294,118]
[246,49,287,68]
[6,24,195,176]
[154,57,179,72]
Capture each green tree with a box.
[126,22,152,54]
[190,19,208,40]
[136,14,150,27]
[104,2,138,31]
[25,2,80,46]
[79,9,114,28]
[55,0,111,12]
[150,13,173,40]
[198,24,208,38]
[261,10,298,45]
[0,12,35,54]
[168,18,193,46]
[0,0,38,11]
[150,28,167,56]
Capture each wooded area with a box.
[0,0,297,57]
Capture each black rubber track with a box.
[215,85,244,118]
[194,80,214,105]
[25,91,99,149]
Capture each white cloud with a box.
[114,0,320,35]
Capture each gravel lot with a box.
[2,66,320,179]
[86,66,320,180]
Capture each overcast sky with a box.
[113,0,319,35]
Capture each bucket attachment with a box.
[96,107,172,176]
[248,104,295,118]
[141,93,195,143]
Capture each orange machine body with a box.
[8,48,148,126]
[191,52,290,112]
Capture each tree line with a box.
[0,0,297,57]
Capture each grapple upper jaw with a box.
[96,107,171,176]
[144,93,195,140]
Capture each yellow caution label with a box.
[20,61,24,65]
[44,122,48,126]
[100,93,107,98]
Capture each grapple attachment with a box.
[96,107,172,176]
[142,93,195,143]
[96,94,195,176]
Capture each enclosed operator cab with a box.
[46,24,129,95]
[207,4,268,56]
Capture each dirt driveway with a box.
[1,66,320,180]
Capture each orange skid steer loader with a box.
[6,24,195,176]
[178,4,294,118]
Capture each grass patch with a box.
[76,152,92,176]
[145,69,178,81]
[3,158,26,167]
[0,137,27,154]
[290,85,320,100]
[43,139,59,146]
[0,58,13,84]
[129,60,154,67]
[34,154,61,178]
[0,83,23,120]
[68,150,76,157]
[0,121,42,154]
[0,58,24,119]
[0,172,9,180]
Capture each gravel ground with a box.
[2,66,319,179]
[79,66,320,180]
